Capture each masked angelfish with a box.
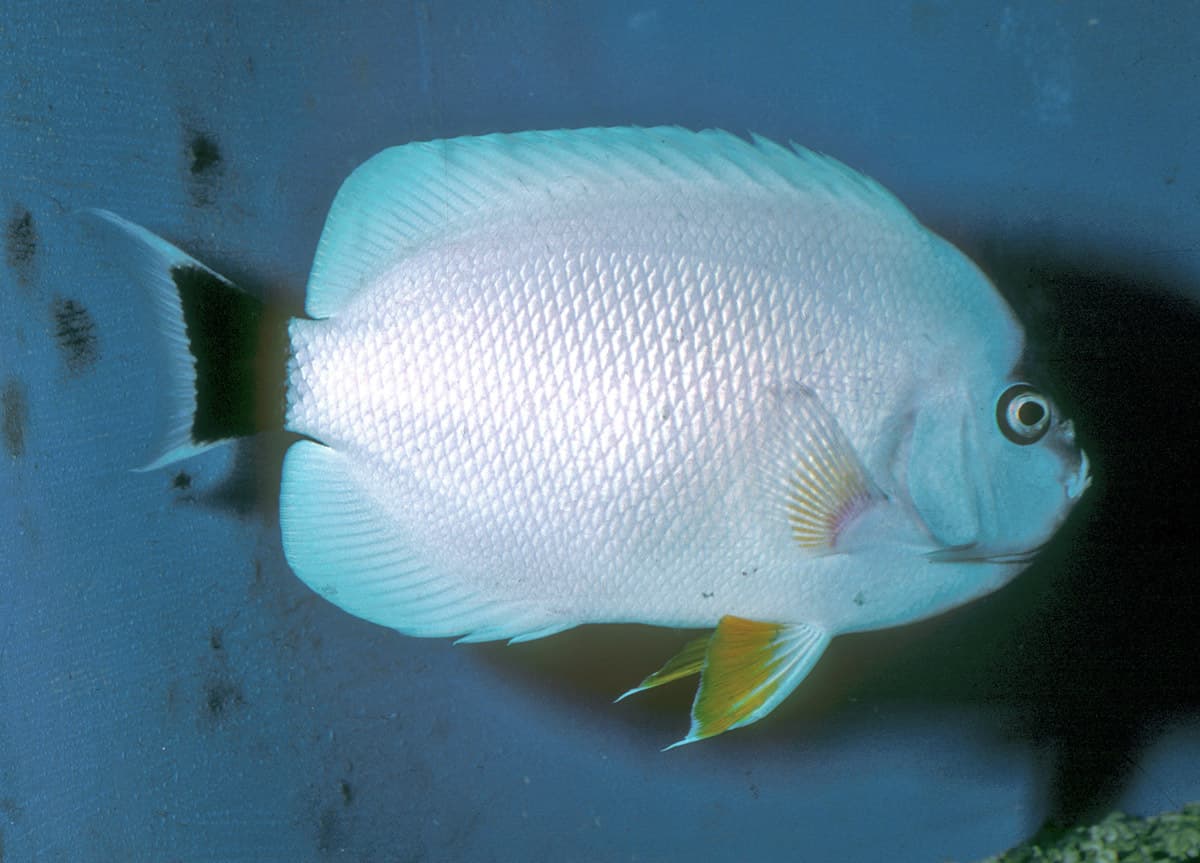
[92,127,1091,746]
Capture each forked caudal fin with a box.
[619,616,831,748]
[86,210,286,469]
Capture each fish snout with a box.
[1055,419,1092,501]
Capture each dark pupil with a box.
[1017,400,1045,427]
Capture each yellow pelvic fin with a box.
[774,386,879,552]
[665,615,830,749]
[615,635,711,702]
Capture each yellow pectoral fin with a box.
[615,635,711,702]
[665,616,830,749]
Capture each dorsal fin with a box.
[304,126,916,319]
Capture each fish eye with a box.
[996,383,1051,445]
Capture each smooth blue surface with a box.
[3,3,1199,861]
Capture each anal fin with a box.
[666,616,830,749]
[614,635,710,702]
[281,440,564,643]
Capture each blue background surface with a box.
[3,2,1199,861]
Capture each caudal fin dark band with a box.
[87,209,285,469]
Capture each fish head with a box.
[902,377,1091,567]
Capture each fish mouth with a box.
[925,542,1047,566]
[1066,445,1092,500]
[925,444,1090,567]
[1055,419,1092,501]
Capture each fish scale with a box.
[95,126,1088,744]
[292,187,926,619]
[297,240,797,617]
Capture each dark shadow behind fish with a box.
[477,239,1200,827]
[826,238,1200,832]
[179,231,1200,830]
[976,242,1200,831]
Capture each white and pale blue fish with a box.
[94,127,1090,746]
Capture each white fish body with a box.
[95,127,1090,745]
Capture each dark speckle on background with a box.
[5,207,36,290]
[203,678,245,724]
[0,797,20,863]
[316,805,344,854]
[1,378,27,458]
[189,132,221,176]
[183,123,224,207]
[0,798,23,822]
[50,297,100,375]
